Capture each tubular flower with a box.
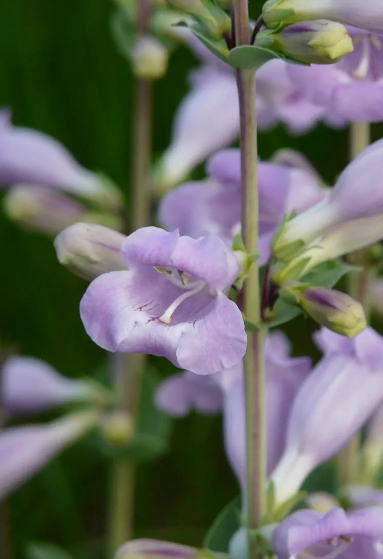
[272,507,383,559]
[288,28,383,123]
[80,227,246,375]
[270,327,383,508]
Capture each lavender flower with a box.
[272,507,383,559]
[288,28,383,123]
[272,138,383,261]
[0,411,98,499]
[270,327,383,507]
[116,539,205,559]
[0,110,122,209]
[2,356,104,416]
[80,227,246,375]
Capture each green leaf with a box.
[204,496,242,552]
[25,543,76,559]
[303,260,359,289]
[110,5,135,61]
[244,319,260,332]
[272,491,307,522]
[270,298,302,328]
[228,45,278,70]
[190,23,229,62]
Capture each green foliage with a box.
[227,44,307,70]
[25,543,76,559]
[203,496,241,552]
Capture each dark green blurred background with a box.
[1,0,382,558]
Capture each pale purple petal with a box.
[121,227,239,291]
[116,539,197,559]
[206,149,241,188]
[331,82,383,122]
[2,356,97,416]
[0,412,97,499]
[287,64,342,106]
[158,180,240,240]
[272,507,383,559]
[347,486,383,508]
[80,269,246,375]
[155,371,223,417]
[159,67,239,186]
[0,125,99,195]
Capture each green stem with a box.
[107,0,152,553]
[234,1,266,557]
[338,122,372,487]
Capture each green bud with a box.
[298,287,366,338]
[262,0,322,28]
[256,21,353,65]
[165,0,231,39]
[132,36,169,79]
[102,411,134,446]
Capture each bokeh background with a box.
[1,0,383,558]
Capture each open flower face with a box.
[272,507,383,559]
[80,227,246,375]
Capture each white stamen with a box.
[353,36,371,80]
[371,35,382,51]
[158,282,205,324]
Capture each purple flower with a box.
[80,227,246,375]
[155,371,223,416]
[1,356,103,416]
[263,0,383,35]
[272,138,383,261]
[155,331,310,486]
[288,28,383,123]
[0,110,122,209]
[159,148,324,260]
[270,327,383,507]
[272,507,383,559]
[153,54,329,191]
[116,539,199,559]
[0,411,98,499]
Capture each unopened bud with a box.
[54,223,127,280]
[102,411,134,446]
[132,36,169,80]
[165,0,231,39]
[4,185,85,235]
[307,492,340,513]
[116,539,216,559]
[256,21,353,65]
[298,287,366,338]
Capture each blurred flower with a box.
[287,28,383,123]
[2,356,104,416]
[155,371,223,416]
[116,539,211,559]
[270,327,383,508]
[131,36,169,79]
[3,185,123,235]
[55,223,127,280]
[80,227,246,375]
[0,411,99,499]
[0,110,123,210]
[155,331,310,486]
[272,138,383,261]
[272,507,383,559]
[297,287,366,337]
[257,21,353,65]
[262,0,383,35]
[153,34,331,192]
[159,148,324,263]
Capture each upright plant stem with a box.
[108,0,152,553]
[234,1,266,557]
[338,122,371,487]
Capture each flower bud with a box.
[101,411,134,446]
[262,0,383,35]
[298,287,366,338]
[132,36,169,80]
[256,21,353,65]
[4,185,85,235]
[165,0,231,39]
[54,223,127,280]
[116,540,215,559]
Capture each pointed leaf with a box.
[204,496,242,552]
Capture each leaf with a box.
[204,496,242,552]
[110,5,135,61]
[190,24,229,62]
[244,319,260,332]
[270,298,302,328]
[25,543,76,559]
[227,45,308,71]
[303,260,359,289]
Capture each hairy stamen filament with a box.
[353,36,371,80]
[158,282,206,324]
